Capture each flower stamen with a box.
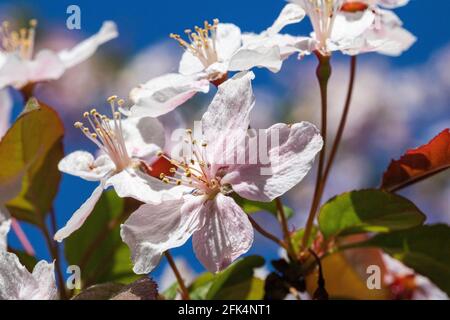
[74,96,133,172]
[170,19,220,68]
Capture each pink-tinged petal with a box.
[58,151,114,181]
[228,46,282,73]
[30,261,58,300]
[201,71,255,142]
[222,122,323,202]
[0,88,12,138]
[58,21,118,69]
[121,116,165,158]
[54,183,104,242]
[129,73,210,118]
[215,23,242,61]
[105,168,188,204]
[193,193,253,273]
[120,195,207,274]
[266,3,305,35]
[27,49,66,83]
[0,251,57,300]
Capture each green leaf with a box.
[206,255,265,300]
[189,272,215,300]
[346,224,450,295]
[318,189,426,239]
[292,226,318,253]
[8,248,38,272]
[233,194,294,219]
[0,99,64,226]
[163,272,215,300]
[64,190,140,287]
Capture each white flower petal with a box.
[58,21,118,69]
[266,3,305,35]
[222,122,323,202]
[228,46,282,73]
[0,213,11,250]
[179,51,206,75]
[105,168,187,204]
[54,183,104,242]
[0,54,29,89]
[0,88,12,138]
[27,49,66,83]
[30,261,58,300]
[330,10,375,45]
[121,195,206,274]
[201,71,255,143]
[129,73,210,118]
[121,116,165,158]
[192,193,253,273]
[58,151,114,181]
[215,23,242,61]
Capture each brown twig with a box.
[247,214,287,250]
[165,250,190,300]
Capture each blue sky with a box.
[3,0,450,283]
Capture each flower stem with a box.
[275,197,296,259]
[302,52,332,251]
[321,56,357,196]
[42,223,67,300]
[10,218,35,256]
[247,214,287,250]
[165,250,190,300]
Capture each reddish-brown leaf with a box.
[381,129,450,191]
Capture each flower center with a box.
[0,19,37,60]
[74,96,133,172]
[156,129,226,196]
[170,19,220,69]
[300,0,343,52]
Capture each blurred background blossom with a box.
[0,0,448,288]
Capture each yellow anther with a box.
[90,109,97,115]
[162,178,170,184]
[91,133,98,139]
[29,19,37,27]
[159,173,166,179]
[107,95,118,103]
[156,151,163,157]
[169,168,177,173]
[83,112,89,118]
[74,121,83,128]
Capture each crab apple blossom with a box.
[244,0,414,59]
[0,19,117,91]
[129,19,288,118]
[121,71,323,273]
[0,251,57,300]
[54,96,186,242]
